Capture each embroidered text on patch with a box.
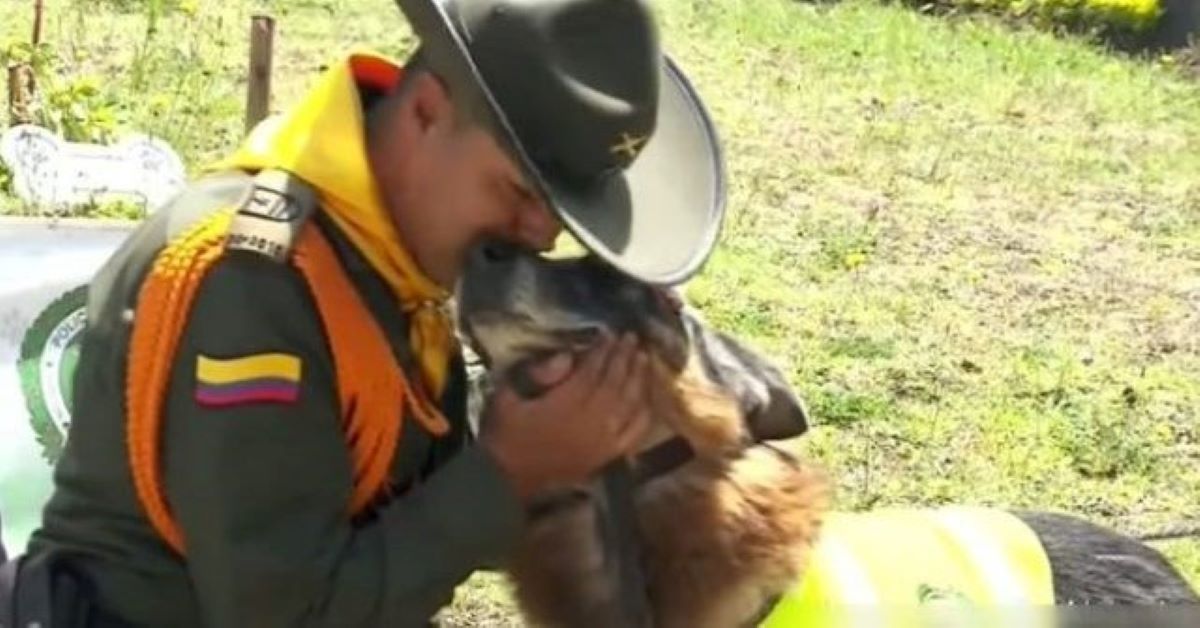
[195,352,302,406]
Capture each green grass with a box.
[3,0,1199,620]
[671,0,1200,594]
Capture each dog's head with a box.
[455,241,691,381]
[456,240,748,454]
[455,239,811,452]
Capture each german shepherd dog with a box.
[454,243,1199,628]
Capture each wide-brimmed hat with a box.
[394,0,726,285]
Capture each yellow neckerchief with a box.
[210,51,454,402]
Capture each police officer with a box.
[2,0,727,625]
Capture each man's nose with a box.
[518,202,564,252]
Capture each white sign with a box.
[0,124,187,214]
[0,218,136,557]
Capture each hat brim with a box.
[395,0,727,286]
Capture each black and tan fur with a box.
[454,242,1199,627]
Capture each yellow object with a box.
[213,51,456,402]
[977,0,1161,31]
[195,353,302,385]
[760,506,1056,628]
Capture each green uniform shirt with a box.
[25,171,524,627]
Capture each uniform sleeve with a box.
[160,250,525,627]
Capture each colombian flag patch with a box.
[194,352,302,407]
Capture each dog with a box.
[454,242,1200,628]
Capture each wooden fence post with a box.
[245,14,275,135]
[26,0,45,96]
[7,65,31,126]
[33,0,44,47]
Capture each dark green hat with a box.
[394,0,726,285]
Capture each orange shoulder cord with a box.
[126,211,450,555]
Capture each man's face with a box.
[434,122,564,253]
[370,70,565,288]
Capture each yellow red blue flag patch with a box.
[195,352,302,406]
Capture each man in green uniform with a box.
[1,0,727,626]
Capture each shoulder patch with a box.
[194,352,302,407]
[225,169,318,262]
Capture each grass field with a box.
[3,0,1198,623]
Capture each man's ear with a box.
[681,309,811,442]
[401,71,458,139]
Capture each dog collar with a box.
[632,437,696,486]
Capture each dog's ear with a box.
[681,308,811,442]
[647,355,744,454]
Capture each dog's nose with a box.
[470,239,528,271]
[462,240,523,290]
[481,241,517,263]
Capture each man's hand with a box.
[479,333,653,503]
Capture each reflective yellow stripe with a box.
[764,513,901,628]
[762,521,882,628]
[759,508,1056,627]
[820,534,879,606]
[928,507,1056,628]
[929,508,1030,604]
